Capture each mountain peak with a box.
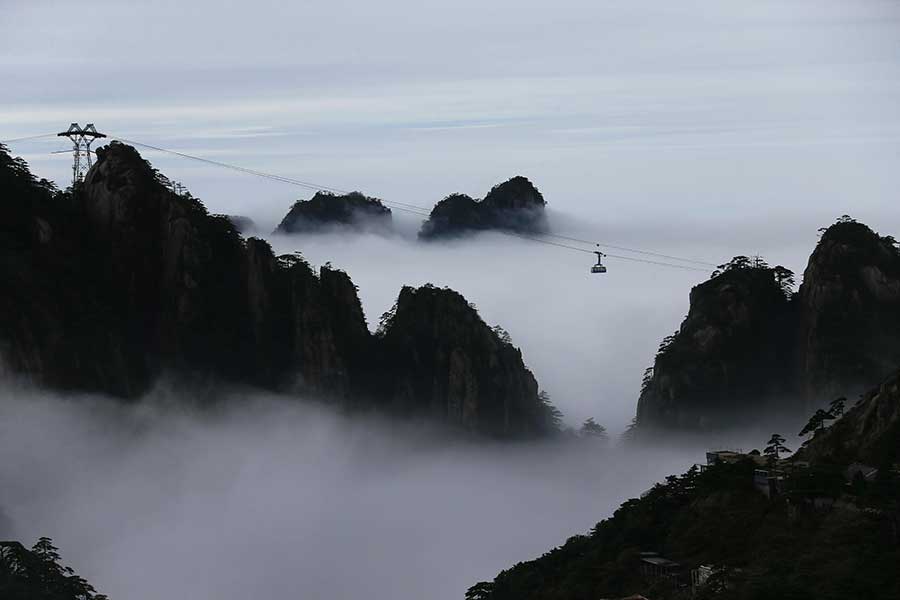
[274,191,391,234]
[419,176,547,239]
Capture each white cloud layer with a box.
[0,382,708,600]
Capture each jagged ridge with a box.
[0,142,553,438]
[419,175,547,239]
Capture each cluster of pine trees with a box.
[0,538,107,600]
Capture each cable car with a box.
[591,249,607,274]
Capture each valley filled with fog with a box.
[0,219,820,600]
[265,213,817,433]
[1,381,704,600]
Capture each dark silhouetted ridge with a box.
[275,191,391,234]
[0,142,556,438]
[419,176,547,239]
[636,219,900,433]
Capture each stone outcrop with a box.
[0,145,144,395]
[274,191,391,234]
[636,221,900,433]
[0,143,553,437]
[419,176,547,239]
[635,261,795,430]
[796,221,900,410]
[375,285,550,437]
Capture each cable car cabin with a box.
[591,250,607,274]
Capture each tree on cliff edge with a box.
[466,581,494,600]
[538,391,563,430]
[764,433,791,466]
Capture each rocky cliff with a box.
[419,176,547,239]
[636,221,900,433]
[797,220,900,410]
[0,142,553,437]
[274,191,391,234]
[635,259,796,430]
[0,145,143,395]
[375,285,550,437]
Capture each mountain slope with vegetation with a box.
[471,376,900,599]
[0,142,557,437]
[0,538,107,600]
[799,368,900,468]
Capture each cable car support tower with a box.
[57,123,106,186]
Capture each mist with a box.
[0,379,708,600]
[257,206,834,433]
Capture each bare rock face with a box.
[419,176,547,239]
[796,221,900,410]
[274,191,391,234]
[0,144,142,394]
[635,262,795,431]
[286,259,372,398]
[376,285,549,437]
[83,143,238,374]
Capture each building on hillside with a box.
[753,469,785,498]
[691,564,714,589]
[639,552,682,581]
[706,449,770,468]
[846,463,879,482]
[706,450,744,466]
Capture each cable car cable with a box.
[108,134,715,273]
[539,233,718,267]
[0,132,59,144]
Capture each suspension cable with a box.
[108,134,716,273]
[0,132,59,145]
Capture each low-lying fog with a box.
[0,381,709,600]
[263,211,819,433]
[0,214,820,600]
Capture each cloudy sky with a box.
[2,0,899,229]
[3,0,900,430]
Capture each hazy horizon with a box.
[3,0,900,239]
